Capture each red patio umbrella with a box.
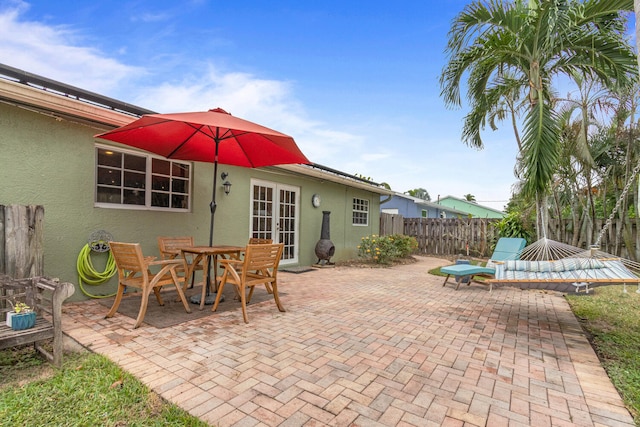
[95,108,310,302]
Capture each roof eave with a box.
[275,164,393,195]
[0,78,136,128]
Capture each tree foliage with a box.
[406,188,431,201]
[440,0,637,236]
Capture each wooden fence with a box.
[380,214,640,260]
[379,212,404,235]
[402,217,499,258]
[547,218,639,260]
[0,205,44,278]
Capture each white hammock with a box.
[489,237,640,293]
[488,158,640,293]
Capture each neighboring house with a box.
[381,192,468,218]
[437,195,505,219]
[0,64,391,301]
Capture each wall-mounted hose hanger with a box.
[76,230,117,298]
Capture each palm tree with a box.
[486,72,526,152]
[556,74,621,241]
[463,193,477,202]
[406,188,431,201]
[440,0,636,236]
[636,0,640,71]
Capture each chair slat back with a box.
[248,237,273,245]
[109,242,146,276]
[158,236,194,259]
[490,238,527,261]
[245,243,284,272]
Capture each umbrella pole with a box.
[209,163,218,247]
[190,138,222,306]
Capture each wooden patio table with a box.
[179,245,244,310]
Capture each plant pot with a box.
[10,311,36,331]
[5,312,14,327]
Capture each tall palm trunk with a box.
[535,193,550,239]
[636,1,640,72]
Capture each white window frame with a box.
[352,197,369,226]
[94,144,192,212]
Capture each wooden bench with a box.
[0,275,75,366]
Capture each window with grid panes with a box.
[95,145,191,211]
[352,197,369,225]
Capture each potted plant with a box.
[6,300,36,330]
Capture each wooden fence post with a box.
[380,213,404,235]
[0,205,44,278]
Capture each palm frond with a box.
[520,100,561,197]
[440,0,636,205]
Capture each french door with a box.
[250,179,300,264]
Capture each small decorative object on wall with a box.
[312,194,321,208]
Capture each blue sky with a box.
[0,0,526,210]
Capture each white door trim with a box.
[249,179,300,265]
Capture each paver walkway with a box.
[62,256,635,427]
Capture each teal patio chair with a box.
[440,237,527,290]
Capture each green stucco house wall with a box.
[0,65,389,301]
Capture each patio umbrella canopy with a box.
[95,108,310,303]
[96,108,308,168]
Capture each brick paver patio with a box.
[62,256,635,426]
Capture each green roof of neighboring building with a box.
[437,196,505,218]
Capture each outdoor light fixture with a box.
[221,172,232,195]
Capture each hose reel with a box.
[76,230,117,298]
[88,230,112,253]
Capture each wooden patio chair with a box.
[212,243,285,323]
[248,237,274,293]
[157,236,203,290]
[106,241,191,328]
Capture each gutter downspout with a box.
[379,182,392,204]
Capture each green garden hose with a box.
[76,243,117,298]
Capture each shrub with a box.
[495,211,532,242]
[357,234,418,264]
[393,234,419,257]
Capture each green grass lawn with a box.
[565,285,640,424]
[0,347,208,426]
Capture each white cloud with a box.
[131,65,380,169]
[0,2,144,93]
[0,4,377,170]
[134,13,170,23]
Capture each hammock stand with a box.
[488,159,640,294]
[487,238,640,293]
